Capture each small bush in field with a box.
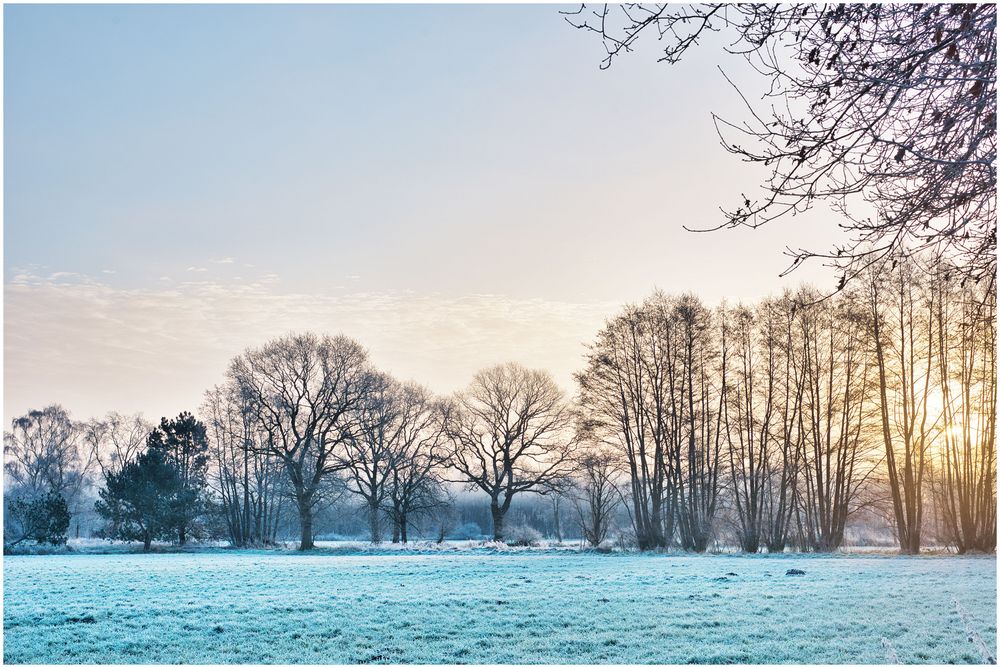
[504,525,542,547]
[5,491,71,549]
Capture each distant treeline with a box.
[4,258,995,554]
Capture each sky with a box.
[4,4,842,425]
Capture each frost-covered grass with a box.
[3,551,995,664]
[3,537,579,556]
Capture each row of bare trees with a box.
[208,335,578,549]
[574,260,995,553]
[6,260,995,554]
[3,339,578,550]
[206,335,450,548]
[868,263,997,553]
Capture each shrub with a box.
[5,490,71,548]
[504,524,542,547]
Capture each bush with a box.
[5,490,71,548]
[504,524,542,547]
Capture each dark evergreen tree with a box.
[95,448,185,552]
[147,412,209,544]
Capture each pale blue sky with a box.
[5,4,840,422]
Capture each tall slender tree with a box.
[203,383,286,547]
[672,295,726,552]
[932,270,997,553]
[867,263,936,554]
[577,296,673,550]
[793,292,876,551]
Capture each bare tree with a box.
[566,4,997,288]
[203,382,286,547]
[549,492,565,543]
[576,297,673,550]
[381,383,449,544]
[340,372,400,543]
[793,291,877,551]
[83,412,151,477]
[5,406,87,498]
[932,270,997,552]
[228,332,371,550]
[4,405,92,538]
[867,261,937,553]
[672,295,726,552]
[724,304,773,552]
[446,363,575,542]
[761,294,807,553]
[570,447,622,547]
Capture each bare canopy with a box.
[228,332,371,550]
[567,3,997,288]
[446,362,575,541]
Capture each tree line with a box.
[4,259,995,554]
[577,262,995,554]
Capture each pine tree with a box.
[147,412,209,544]
[95,448,184,552]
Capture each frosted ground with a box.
[3,547,995,664]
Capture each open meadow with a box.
[3,548,996,664]
[3,4,997,667]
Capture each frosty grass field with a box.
[3,546,996,664]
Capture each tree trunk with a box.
[297,498,314,551]
[552,497,562,543]
[491,503,506,542]
[900,531,921,555]
[368,501,382,544]
[391,522,400,544]
[143,534,152,552]
[649,500,665,549]
[400,515,408,544]
[178,525,186,546]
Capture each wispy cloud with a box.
[4,272,614,422]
